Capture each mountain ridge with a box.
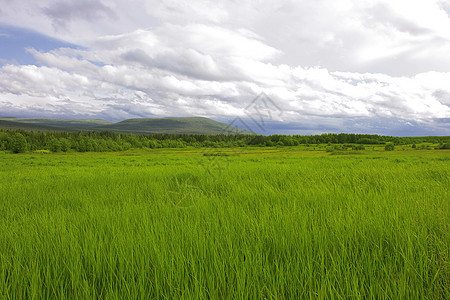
[0,116,255,135]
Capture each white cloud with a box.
[1,25,449,125]
[2,0,449,74]
[0,0,449,134]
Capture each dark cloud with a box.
[42,0,117,29]
[105,102,159,119]
[251,117,450,136]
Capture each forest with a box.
[1,129,449,153]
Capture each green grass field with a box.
[0,148,449,298]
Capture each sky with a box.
[0,0,449,136]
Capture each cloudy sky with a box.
[0,0,449,135]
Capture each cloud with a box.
[42,0,117,30]
[101,25,281,82]
[0,0,449,135]
[1,24,449,135]
[1,0,449,74]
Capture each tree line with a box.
[0,129,449,153]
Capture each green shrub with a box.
[7,133,28,153]
[440,142,450,149]
[385,143,395,151]
[34,149,51,154]
[352,145,365,150]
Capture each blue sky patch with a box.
[0,23,80,66]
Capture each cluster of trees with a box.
[0,129,449,153]
[249,133,449,146]
[325,144,368,152]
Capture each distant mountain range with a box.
[0,117,254,135]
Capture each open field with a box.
[0,148,449,298]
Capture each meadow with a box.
[0,147,449,298]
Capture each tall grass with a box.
[0,149,449,298]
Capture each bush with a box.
[352,145,365,150]
[385,143,395,151]
[417,143,432,150]
[439,142,450,149]
[8,133,28,153]
[34,150,51,154]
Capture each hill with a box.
[0,116,254,135]
[95,117,253,135]
[0,119,83,132]
[0,117,111,128]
